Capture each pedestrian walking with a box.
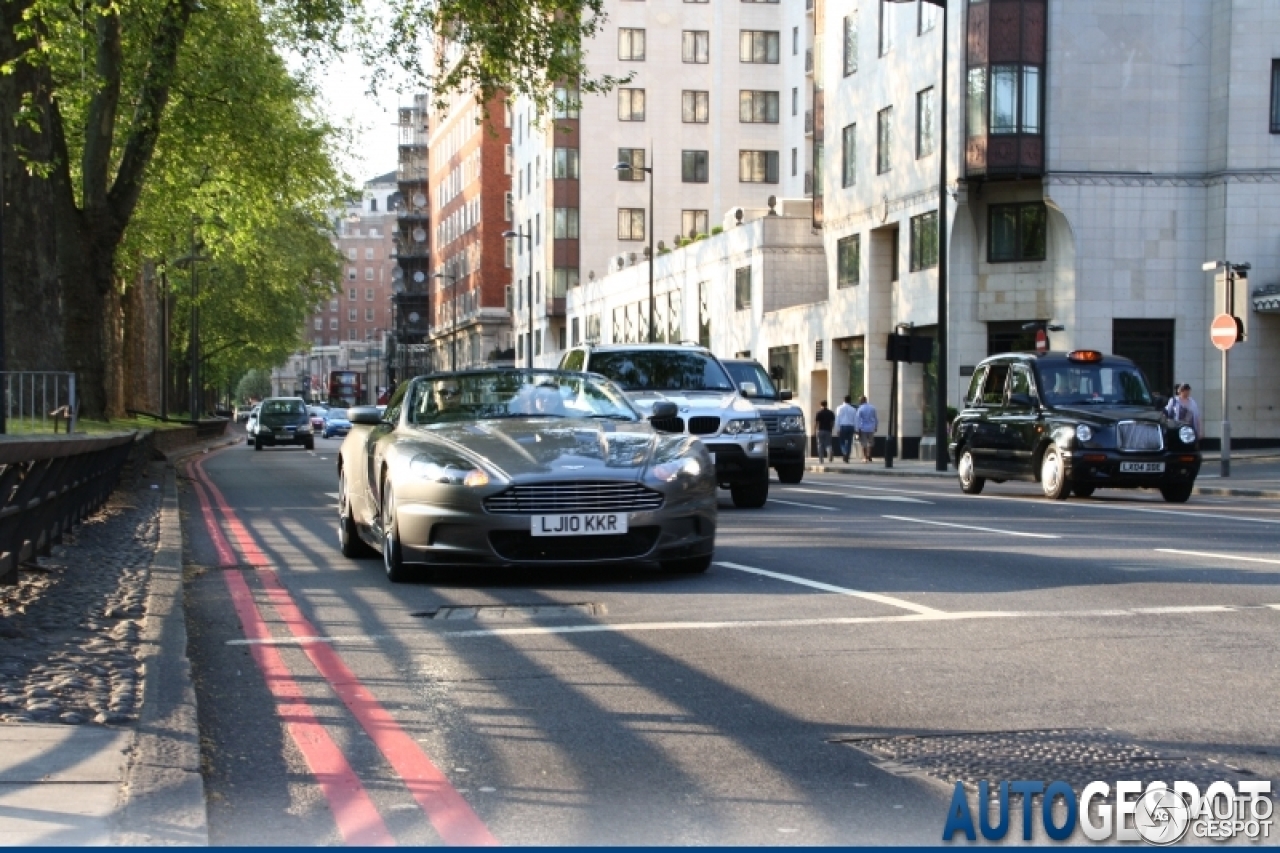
[814,400,836,463]
[854,395,878,462]
[1164,383,1203,439]
[834,395,858,463]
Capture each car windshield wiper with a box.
[587,413,636,421]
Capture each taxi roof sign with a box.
[1067,350,1103,363]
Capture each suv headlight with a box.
[722,418,766,435]
[780,415,804,433]
[1178,425,1196,445]
[648,457,703,483]
[409,455,490,486]
[1075,424,1093,443]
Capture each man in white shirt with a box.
[834,395,858,463]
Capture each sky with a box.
[312,51,413,185]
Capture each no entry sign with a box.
[1210,313,1239,351]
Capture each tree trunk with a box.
[123,263,162,415]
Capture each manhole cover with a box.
[413,603,607,621]
[835,729,1265,794]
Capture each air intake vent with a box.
[688,416,720,435]
[1117,421,1163,452]
[484,482,664,514]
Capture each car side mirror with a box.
[1006,392,1036,409]
[779,390,793,401]
[348,406,382,426]
[650,401,679,420]
[739,382,757,398]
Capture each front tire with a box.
[1160,483,1193,503]
[304,437,315,451]
[957,449,985,495]
[776,465,804,485]
[338,469,374,558]
[660,554,713,574]
[1072,485,1096,498]
[381,480,411,583]
[253,436,262,451]
[730,480,769,508]
[1040,446,1069,500]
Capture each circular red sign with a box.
[1210,313,1237,351]
[1034,328,1048,352]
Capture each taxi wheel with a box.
[1072,485,1096,498]
[381,481,411,583]
[1040,446,1069,500]
[1160,483,1193,503]
[957,449,985,495]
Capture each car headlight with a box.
[780,415,804,433]
[648,457,703,483]
[1075,424,1093,443]
[409,455,490,486]
[722,418,766,436]
[1178,425,1196,445]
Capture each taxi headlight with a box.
[1178,425,1196,445]
[409,455,490,486]
[723,418,766,436]
[780,415,804,433]
[648,457,703,483]
[1075,424,1093,443]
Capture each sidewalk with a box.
[807,448,1280,499]
[0,433,236,845]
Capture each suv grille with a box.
[651,416,684,433]
[1117,421,1163,452]
[688,416,720,435]
[760,415,779,435]
[484,482,665,514]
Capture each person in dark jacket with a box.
[814,400,836,463]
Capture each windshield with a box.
[723,362,779,399]
[262,400,306,415]
[409,371,640,425]
[327,409,348,420]
[588,350,734,392]
[1037,363,1154,406]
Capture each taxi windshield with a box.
[1037,363,1154,406]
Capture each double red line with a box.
[187,447,498,846]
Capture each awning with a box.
[1253,284,1280,314]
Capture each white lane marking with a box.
[714,561,944,616]
[768,499,837,511]
[223,602,1280,645]
[1156,548,1280,567]
[786,488,930,504]
[882,515,1061,539]
[324,492,340,499]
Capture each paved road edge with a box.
[113,464,209,845]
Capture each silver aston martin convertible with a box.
[336,369,719,582]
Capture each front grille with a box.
[688,416,720,435]
[650,416,684,433]
[702,443,746,458]
[1117,421,1163,452]
[488,527,660,562]
[484,482,665,514]
[761,415,780,435]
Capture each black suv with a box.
[720,359,806,484]
[948,351,1200,502]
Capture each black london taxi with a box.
[948,350,1201,502]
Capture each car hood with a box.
[405,418,682,481]
[623,390,757,417]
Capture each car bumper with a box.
[1063,450,1201,488]
[766,434,806,467]
[701,441,770,486]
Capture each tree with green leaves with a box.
[235,367,272,403]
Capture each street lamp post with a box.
[614,155,656,342]
[432,271,458,372]
[502,229,534,365]
[890,0,948,470]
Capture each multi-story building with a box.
[392,95,433,382]
[509,0,813,366]
[427,85,514,371]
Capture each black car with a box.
[252,397,315,451]
[948,350,1201,502]
[721,359,807,484]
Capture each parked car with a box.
[251,397,314,451]
[243,404,261,444]
[948,350,1201,502]
[721,359,806,484]
[235,404,255,423]
[335,369,718,582]
[322,408,353,439]
[558,343,771,508]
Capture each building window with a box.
[366,288,374,300]
[876,107,892,174]
[349,329,359,341]
[1272,60,1280,133]
[682,91,709,123]
[987,65,1042,134]
[504,191,513,220]
[739,31,780,64]
[841,123,856,187]
[346,248,357,260]
[314,318,323,331]
[347,268,356,281]
[553,207,580,239]
[348,287,357,301]
[916,87,935,157]
[618,28,646,60]
[329,298,339,312]
[329,318,339,330]
[791,147,797,177]
[1112,319,1176,399]
[365,308,375,321]
[739,90,780,123]
[554,86,580,118]
[618,88,646,121]
[843,15,857,76]
[681,150,709,183]
[919,0,939,34]
[909,210,938,271]
[365,268,374,280]
[618,208,646,241]
[347,308,357,322]
[617,148,646,180]
[734,266,752,310]
[365,248,374,260]
[739,150,779,183]
[878,0,894,56]
[792,26,799,56]
[681,210,709,238]
[837,234,860,287]
[988,202,1047,263]
[791,87,799,116]
[553,147,579,179]
[682,30,709,64]
[552,268,579,295]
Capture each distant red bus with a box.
[328,371,364,407]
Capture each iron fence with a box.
[2,372,78,434]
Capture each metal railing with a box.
[0,432,135,583]
[2,372,78,434]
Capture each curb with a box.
[113,465,209,845]
[162,433,242,466]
